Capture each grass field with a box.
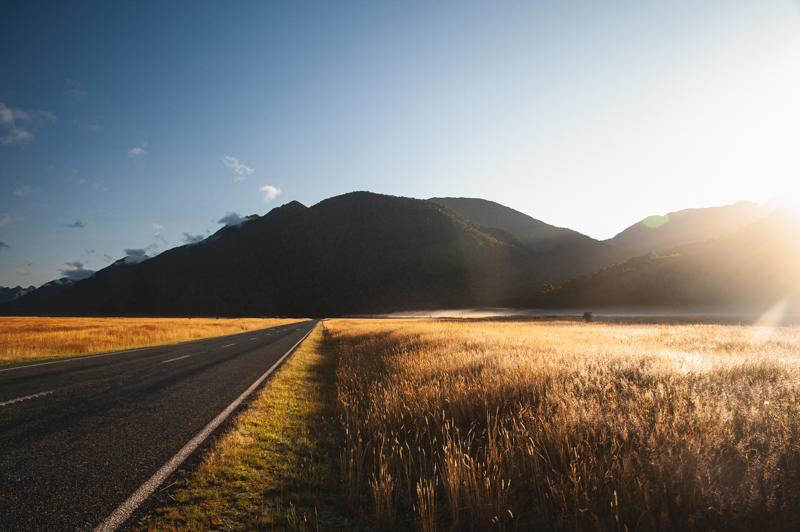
[0,317,304,364]
[331,318,800,531]
[134,317,800,531]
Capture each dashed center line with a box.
[250,338,257,341]
[1,390,54,407]
[222,343,235,348]
[160,355,191,364]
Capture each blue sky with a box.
[2,1,800,287]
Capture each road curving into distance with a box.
[0,319,319,532]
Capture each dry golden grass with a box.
[330,318,800,531]
[0,317,305,364]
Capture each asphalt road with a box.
[0,319,318,532]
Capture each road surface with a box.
[0,319,318,531]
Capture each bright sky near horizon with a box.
[2,1,800,287]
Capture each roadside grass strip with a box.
[137,324,348,531]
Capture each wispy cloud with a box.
[71,117,102,132]
[64,220,86,229]
[223,156,254,181]
[63,79,87,101]
[0,241,8,250]
[15,268,28,275]
[182,232,205,244]
[0,214,22,228]
[218,212,246,226]
[0,102,56,145]
[152,223,167,245]
[260,185,281,203]
[59,261,95,281]
[14,186,35,197]
[128,146,146,157]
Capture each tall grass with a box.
[0,317,304,364]
[330,319,800,530]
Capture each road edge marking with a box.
[0,390,54,407]
[93,322,317,532]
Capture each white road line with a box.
[250,338,257,341]
[93,323,317,532]
[0,347,155,373]
[0,390,54,407]
[160,355,191,364]
[222,343,235,348]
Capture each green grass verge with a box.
[135,323,354,531]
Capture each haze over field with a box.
[2,1,800,288]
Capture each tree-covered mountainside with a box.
[430,197,630,277]
[533,207,800,313]
[29,192,561,317]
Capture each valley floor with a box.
[0,317,304,365]
[138,318,800,531]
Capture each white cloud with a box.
[0,102,56,145]
[259,185,281,202]
[15,268,28,275]
[128,146,146,156]
[223,156,254,181]
[14,186,35,196]
[152,222,165,231]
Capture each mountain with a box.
[29,193,562,317]
[429,197,629,277]
[0,285,35,303]
[532,207,800,313]
[0,279,73,315]
[604,201,775,255]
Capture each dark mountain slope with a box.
[0,279,71,315]
[32,193,559,317]
[533,207,800,312]
[430,197,629,277]
[604,201,774,254]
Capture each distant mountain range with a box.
[20,193,559,316]
[0,285,35,303]
[533,207,800,313]
[603,201,774,255]
[1,192,787,317]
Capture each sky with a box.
[2,1,800,287]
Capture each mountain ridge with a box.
[430,197,630,277]
[28,192,561,317]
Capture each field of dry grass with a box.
[0,317,304,364]
[331,318,800,531]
